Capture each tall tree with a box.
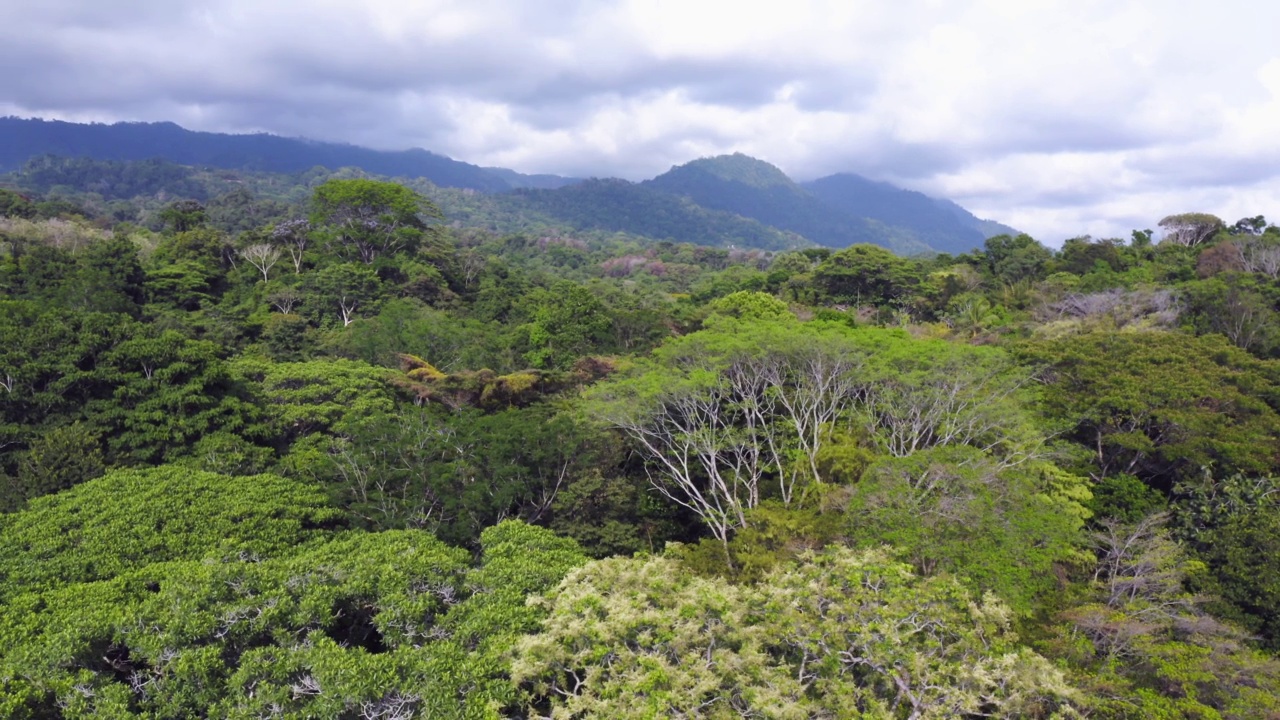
[309,178,442,265]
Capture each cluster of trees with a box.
[2,165,1280,718]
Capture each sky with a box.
[2,0,1279,244]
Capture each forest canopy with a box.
[2,159,1280,718]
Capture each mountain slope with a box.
[510,178,802,251]
[802,173,989,255]
[931,197,1019,241]
[0,118,1020,255]
[0,117,526,192]
[643,154,927,254]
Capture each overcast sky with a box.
[2,0,1279,243]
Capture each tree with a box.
[586,319,866,546]
[0,515,585,719]
[305,263,383,326]
[88,330,264,465]
[1241,236,1280,277]
[269,217,311,273]
[1230,215,1267,236]
[843,447,1090,612]
[1050,514,1280,719]
[706,289,791,320]
[156,199,207,233]
[233,357,398,444]
[238,243,281,281]
[0,466,343,597]
[0,188,36,219]
[1019,331,1280,489]
[522,281,614,369]
[1158,212,1224,247]
[10,422,103,508]
[69,235,147,316]
[589,320,1044,547]
[984,233,1052,282]
[513,549,1082,719]
[309,179,442,265]
[814,243,920,305]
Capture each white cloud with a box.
[2,0,1280,243]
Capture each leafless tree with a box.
[1038,288,1181,328]
[271,218,311,273]
[268,287,302,314]
[595,339,865,546]
[861,356,1038,465]
[1158,213,1224,247]
[240,244,282,281]
[1241,239,1280,278]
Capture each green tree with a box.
[0,466,343,597]
[156,199,207,233]
[522,281,613,369]
[813,243,920,305]
[8,422,103,509]
[984,233,1053,283]
[844,447,1090,613]
[309,178,442,265]
[68,234,147,315]
[706,289,791,320]
[304,262,383,326]
[514,549,1082,719]
[1018,331,1280,489]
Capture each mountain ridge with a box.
[0,117,1014,254]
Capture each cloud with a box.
[2,0,1280,243]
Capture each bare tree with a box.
[592,334,865,546]
[270,218,311,273]
[1039,288,1181,328]
[267,287,302,314]
[861,356,1038,465]
[1241,239,1280,278]
[240,244,282,282]
[1158,213,1224,247]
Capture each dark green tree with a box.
[309,178,442,265]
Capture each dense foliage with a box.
[2,158,1280,717]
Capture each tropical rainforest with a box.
[1,139,1280,719]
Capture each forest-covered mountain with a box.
[0,118,1011,255]
[0,116,578,192]
[803,171,1018,254]
[644,154,928,254]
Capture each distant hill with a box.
[0,117,575,193]
[930,197,1019,242]
[510,178,802,251]
[482,167,581,190]
[643,154,928,255]
[802,173,991,255]
[0,118,1020,255]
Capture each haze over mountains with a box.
[0,117,1014,255]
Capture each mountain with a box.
[802,173,991,255]
[0,118,1019,255]
[510,178,802,251]
[0,117,577,193]
[482,167,581,190]
[931,197,1019,241]
[643,154,929,255]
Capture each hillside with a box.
[0,118,1021,255]
[644,154,929,254]
[0,117,572,193]
[802,173,991,255]
[509,178,803,251]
